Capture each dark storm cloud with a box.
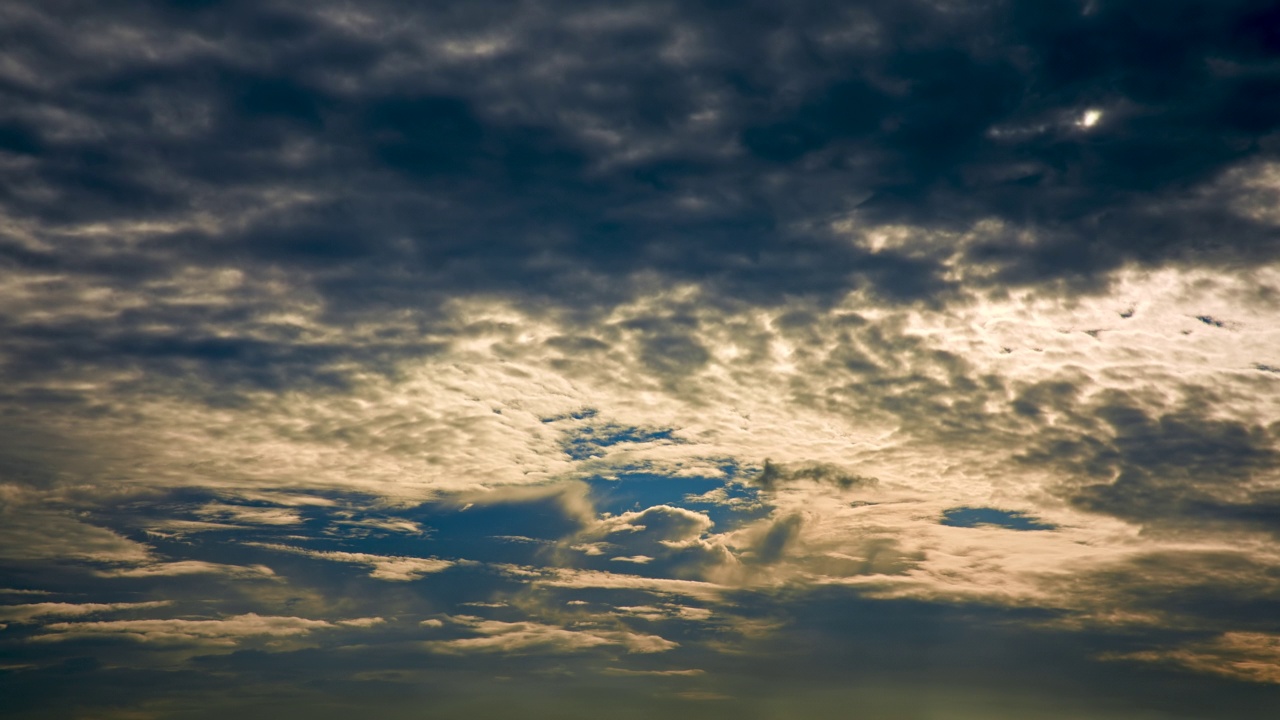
[2,0,1277,395]
[7,1,1276,294]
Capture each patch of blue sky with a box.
[940,507,1057,531]
[400,499,575,564]
[587,471,769,530]
[560,422,682,461]
[587,472,721,514]
[109,488,546,569]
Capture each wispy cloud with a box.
[0,601,170,624]
[33,613,383,646]
[424,615,676,655]
[95,561,276,579]
[246,542,452,581]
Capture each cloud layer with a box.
[2,1,1279,718]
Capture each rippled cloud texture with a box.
[2,1,1280,718]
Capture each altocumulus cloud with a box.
[1,1,1280,718]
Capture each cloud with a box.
[1108,632,1280,684]
[753,461,879,492]
[1055,406,1280,533]
[329,516,426,535]
[195,503,304,526]
[94,561,276,579]
[0,508,151,564]
[600,667,704,677]
[534,568,726,603]
[33,613,382,646]
[1037,548,1280,633]
[2,261,1274,641]
[611,603,714,623]
[424,615,677,655]
[219,491,338,508]
[0,601,170,624]
[590,505,714,545]
[0,0,1278,706]
[610,555,654,564]
[741,512,804,565]
[142,519,243,538]
[2,0,1276,424]
[449,481,596,530]
[246,543,452,581]
[572,504,738,581]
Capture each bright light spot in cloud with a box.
[1078,109,1103,129]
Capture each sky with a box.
[1,1,1280,718]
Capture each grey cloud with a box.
[1044,548,1280,640]
[2,0,1275,407]
[754,460,878,491]
[746,512,803,564]
[809,537,922,578]
[1024,398,1280,533]
[0,509,150,564]
[639,334,710,380]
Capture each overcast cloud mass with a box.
[2,1,1280,717]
